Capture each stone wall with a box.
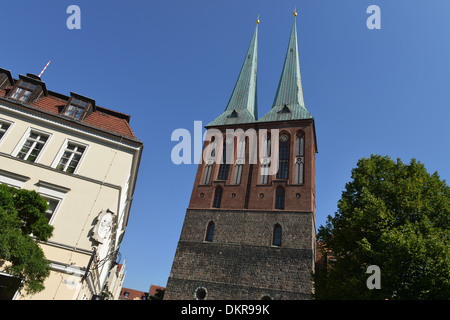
[164,209,315,300]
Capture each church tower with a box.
[165,11,317,300]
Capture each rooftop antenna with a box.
[38,60,51,78]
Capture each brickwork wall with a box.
[165,120,317,300]
[188,120,316,215]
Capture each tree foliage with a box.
[149,288,165,300]
[0,184,54,295]
[314,155,450,299]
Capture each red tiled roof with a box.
[149,285,165,295]
[120,288,148,300]
[0,86,138,140]
[119,285,165,300]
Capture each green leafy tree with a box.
[314,155,450,299]
[0,184,54,295]
[149,288,165,300]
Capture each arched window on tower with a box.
[202,139,216,185]
[205,221,215,242]
[276,134,289,179]
[217,140,230,180]
[260,133,271,184]
[273,224,282,246]
[212,187,223,208]
[233,137,245,185]
[275,187,285,210]
[295,132,305,184]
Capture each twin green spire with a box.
[207,12,312,127]
[207,22,259,126]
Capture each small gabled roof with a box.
[206,23,259,127]
[258,15,313,123]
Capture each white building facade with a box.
[0,69,142,300]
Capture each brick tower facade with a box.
[165,13,317,300]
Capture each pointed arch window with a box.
[205,221,215,242]
[260,133,271,184]
[202,140,216,185]
[233,137,245,185]
[203,165,213,185]
[212,187,223,208]
[217,140,230,180]
[273,224,282,246]
[275,187,285,210]
[295,132,305,184]
[276,134,289,179]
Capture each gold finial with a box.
[293,7,298,17]
[256,14,260,24]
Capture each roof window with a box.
[62,93,96,121]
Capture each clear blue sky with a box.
[2,1,450,292]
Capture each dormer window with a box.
[64,98,88,119]
[11,81,36,102]
[62,93,96,121]
[7,74,47,104]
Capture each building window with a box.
[202,140,216,185]
[15,130,49,163]
[0,120,12,141]
[295,132,305,184]
[276,134,289,179]
[0,169,30,189]
[260,134,271,184]
[42,196,60,223]
[205,221,215,242]
[275,187,285,210]
[195,287,207,300]
[217,141,230,180]
[233,163,243,185]
[64,98,88,120]
[11,81,36,102]
[233,138,245,185]
[202,164,213,185]
[36,180,70,225]
[212,187,223,208]
[273,224,282,246]
[55,141,86,173]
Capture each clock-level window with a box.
[276,134,290,179]
[217,141,230,180]
[260,133,271,184]
[295,132,305,184]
